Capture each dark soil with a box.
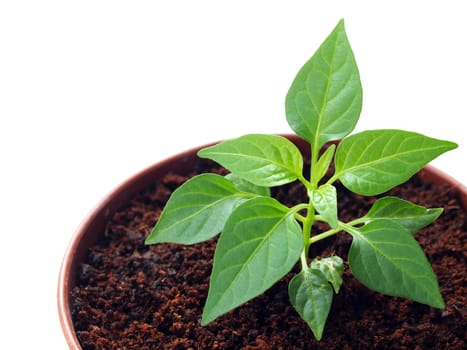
[71,158,466,349]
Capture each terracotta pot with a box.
[57,135,467,349]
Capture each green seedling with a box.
[145,19,457,340]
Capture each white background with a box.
[1,1,466,348]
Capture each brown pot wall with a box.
[57,135,467,349]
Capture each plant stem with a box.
[289,203,313,269]
[298,174,312,189]
[338,221,360,236]
[300,251,308,270]
[325,173,339,187]
[302,199,315,263]
[309,227,341,244]
[301,141,320,267]
[308,218,365,244]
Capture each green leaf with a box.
[202,197,303,325]
[225,173,270,197]
[145,174,247,245]
[334,129,458,195]
[198,134,304,187]
[364,196,443,234]
[310,256,344,293]
[346,219,445,309]
[288,268,333,340]
[312,144,336,184]
[311,184,338,228]
[285,19,362,148]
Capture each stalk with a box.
[301,197,315,266]
[299,142,321,268]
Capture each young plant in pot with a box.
[60,19,466,349]
[145,19,457,341]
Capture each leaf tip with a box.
[144,227,160,245]
[447,140,459,151]
[197,147,210,158]
[334,18,347,35]
[428,207,444,221]
[200,316,210,327]
[311,329,324,341]
[434,298,446,310]
[201,308,217,327]
[428,289,445,310]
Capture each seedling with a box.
[145,19,457,340]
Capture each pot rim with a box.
[57,134,467,349]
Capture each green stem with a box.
[348,217,367,226]
[298,174,312,190]
[309,227,341,244]
[308,218,365,245]
[339,221,360,236]
[325,172,340,187]
[300,251,308,270]
[300,142,320,269]
[294,213,307,223]
[302,199,314,261]
[291,203,309,213]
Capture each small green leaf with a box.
[312,144,336,184]
[198,134,304,187]
[311,184,338,228]
[145,174,247,245]
[225,173,270,197]
[334,129,458,195]
[346,219,445,309]
[364,196,443,234]
[285,19,362,148]
[288,268,333,340]
[202,197,303,325]
[310,256,344,293]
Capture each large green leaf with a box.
[311,184,338,228]
[310,255,344,293]
[346,219,445,309]
[334,129,458,195]
[364,196,443,234]
[288,268,333,340]
[202,197,303,325]
[145,174,247,245]
[285,19,362,148]
[198,134,304,187]
[225,173,271,197]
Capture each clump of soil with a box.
[71,159,466,349]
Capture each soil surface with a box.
[71,158,466,349]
